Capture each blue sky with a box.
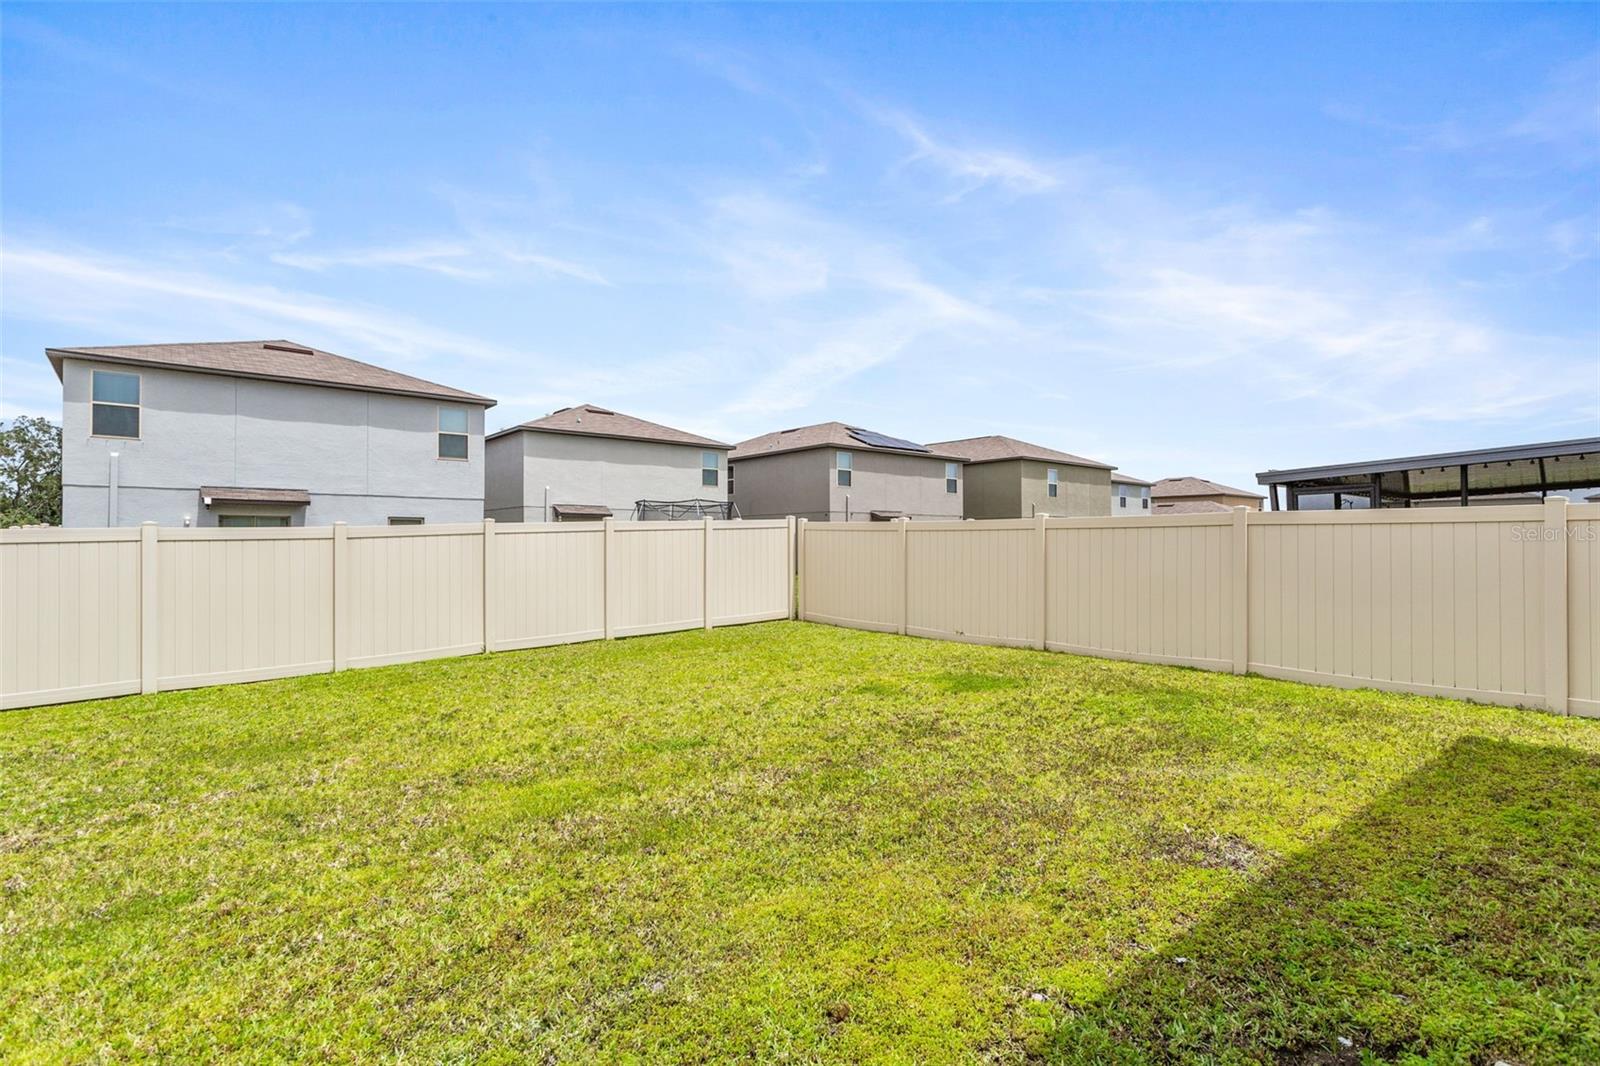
[3,3,1597,493]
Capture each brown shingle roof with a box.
[200,485,311,505]
[928,434,1113,469]
[489,404,728,448]
[47,340,494,406]
[1152,499,1234,514]
[1153,476,1265,500]
[730,422,967,462]
[1110,472,1153,487]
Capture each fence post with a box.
[796,518,807,621]
[1035,513,1048,650]
[786,515,797,620]
[139,522,159,694]
[603,517,616,639]
[482,518,495,653]
[1232,507,1250,675]
[332,521,348,672]
[703,516,714,631]
[1543,496,1569,715]
[898,517,909,636]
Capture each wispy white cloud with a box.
[1,242,526,366]
[866,105,1062,199]
[272,237,610,285]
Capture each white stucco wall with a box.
[1110,481,1152,516]
[59,358,488,527]
[484,430,728,522]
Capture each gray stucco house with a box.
[930,435,1117,518]
[1111,473,1154,516]
[484,404,731,522]
[729,422,965,521]
[50,340,494,527]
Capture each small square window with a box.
[945,462,959,494]
[837,450,853,487]
[91,369,141,439]
[438,406,469,459]
[702,450,720,487]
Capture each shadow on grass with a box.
[1046,736,1600,1065]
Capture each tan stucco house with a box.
[1152,476,1265,512]
[930,435,1116,518]
[485,404,730,522]
[730,422,965,521]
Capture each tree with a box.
[0,416,63,527]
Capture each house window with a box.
[438,406,469,460]
[945,462,959,494]
[388,516,425,525]
[701,450,720,488]
[1119,488,1128,508]
[218,515,290,528]
[1142,494,1150,510]
[836,450,852,487]
[1047,468,1059,498]
[91,370,141,439]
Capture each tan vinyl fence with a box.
[2,517,795,710]
[799,500,1600,717]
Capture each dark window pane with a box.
[92,371,139,404]
[946,478,957,494]
[702,469,718,487]
[1049,484,1058,497]
[438,432,468,459]
[838,470,851,487]
[92,403,139,438]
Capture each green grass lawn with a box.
[3,622,1598,1064]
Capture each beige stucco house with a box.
[930,435,1116,518]
[485,404,730,522]
[730,422,965,521]
[1152,476,1265,512]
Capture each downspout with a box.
[543,485,550,524]
[108,451,120,526]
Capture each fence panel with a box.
[1570,505,1600,717]
[1,529,141,709]
[710,520,791,626]
[609,522,705,637]
[907,520,1040,647]
[490,524,606,651]
[801,522,903,633]
[1248,508,1547,707]
[1046,515,1238,670]
[344,525,485,668]
[157,528,334,690]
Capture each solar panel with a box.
[847,427,929,452]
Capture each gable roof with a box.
[1153,476,1265,500]
[730,422,967,462]
[47,340,494,406]
[1110,472,1153,487]
[488,404,728,448]
[928,434,1113,469]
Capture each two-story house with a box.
[484,404,732,521]
[729,422,965,521]
[50,340,494,527]
[1111,473,1153,516]
[930,435,1116,518]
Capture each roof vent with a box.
[262,343,314,355]
[584,405,616,416]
